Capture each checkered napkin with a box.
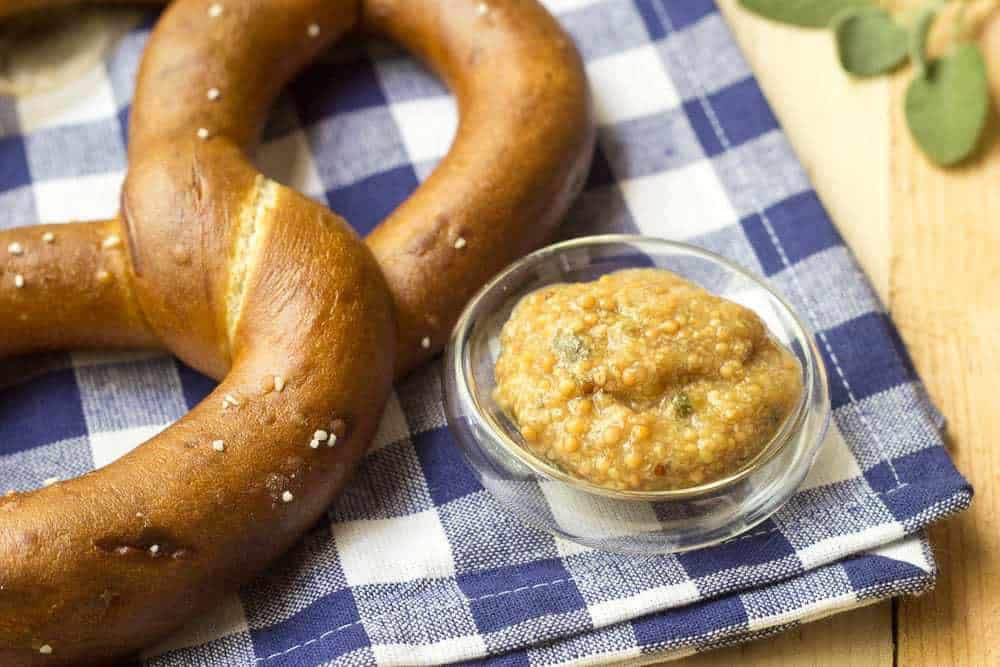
[0,0,972,664]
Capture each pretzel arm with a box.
[364,0,594,374]
[0,220,157,358]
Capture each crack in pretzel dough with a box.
[227,176,277,345]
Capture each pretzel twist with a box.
[0,0,593,663]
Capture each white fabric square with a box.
[586,46,679,125]
[796,522,904,570]
[621,160,736,238]
[390,95,458,164]
[256,130,326,200]
[372,635,487,666]
[17,65,117,133]
[868,535,932,573]
[745,589,858,631]
[88,424,167,469]
[334,509,455,585]
[588,580,700,627]
[800,426,863,491]
[32,170,124,223]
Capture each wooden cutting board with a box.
[655,2,1000,665]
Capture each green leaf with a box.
[910,0,946,72]
[833,7,909,77]
[905,43,990,166]
[739,0,870,28]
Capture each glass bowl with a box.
[442,235,830,554]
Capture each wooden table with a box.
[661,3,1000,665]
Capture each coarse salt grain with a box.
[42,232,55,243]
[102,235,121,249]
[274,375,285,392]
[197,127,211,140]
[207,87,221,101]
[208,3,223,17]
[454,237,467,249]
[307,23,320,37]
[149,544,160,555]
[42,477,59,487]
[212,439,225,452]
[39,645,52,654]
[13,274,24,288]
[8,242,23,255]
[281,490,294,503]
[309,439,320,449]
[421,336,431,349]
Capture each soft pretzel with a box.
[0,0,593,664]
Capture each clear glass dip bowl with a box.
[442,235,830,554]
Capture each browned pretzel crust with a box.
[0,0,593,664]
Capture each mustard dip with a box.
[493,269,803,492]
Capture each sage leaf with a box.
[739,0,870,28]
[834,7,909,77]
[910,0,946,72]
[905,43,990,165]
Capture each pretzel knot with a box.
[0,0,592,663]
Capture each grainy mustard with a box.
[493,268,802,492]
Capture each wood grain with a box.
[673,602,893,667]
[662,2,999,665]
[889,65,1000,667]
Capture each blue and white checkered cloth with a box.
[0,0,972,664]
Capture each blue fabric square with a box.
[0,134,31,192]
[704,79,779,148]
[291,58,387,126]
[683,99,726,156]
[174,361,216,410]
[762,191,843,267]
[249,588,368,665]
[678,523,795,579]
[657,0,716,30]
[821,313,915,408]
[585,144,615,190]
[326,164,418,236]
[413,426,482,505]
[841,553,926,597]
[740,212,782,275]
[459,559,585,633]
[634,0,667,40]
[874,447,971,519]
[632,595,748,647]
[0,368,85,455]
[458,653,530,667]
